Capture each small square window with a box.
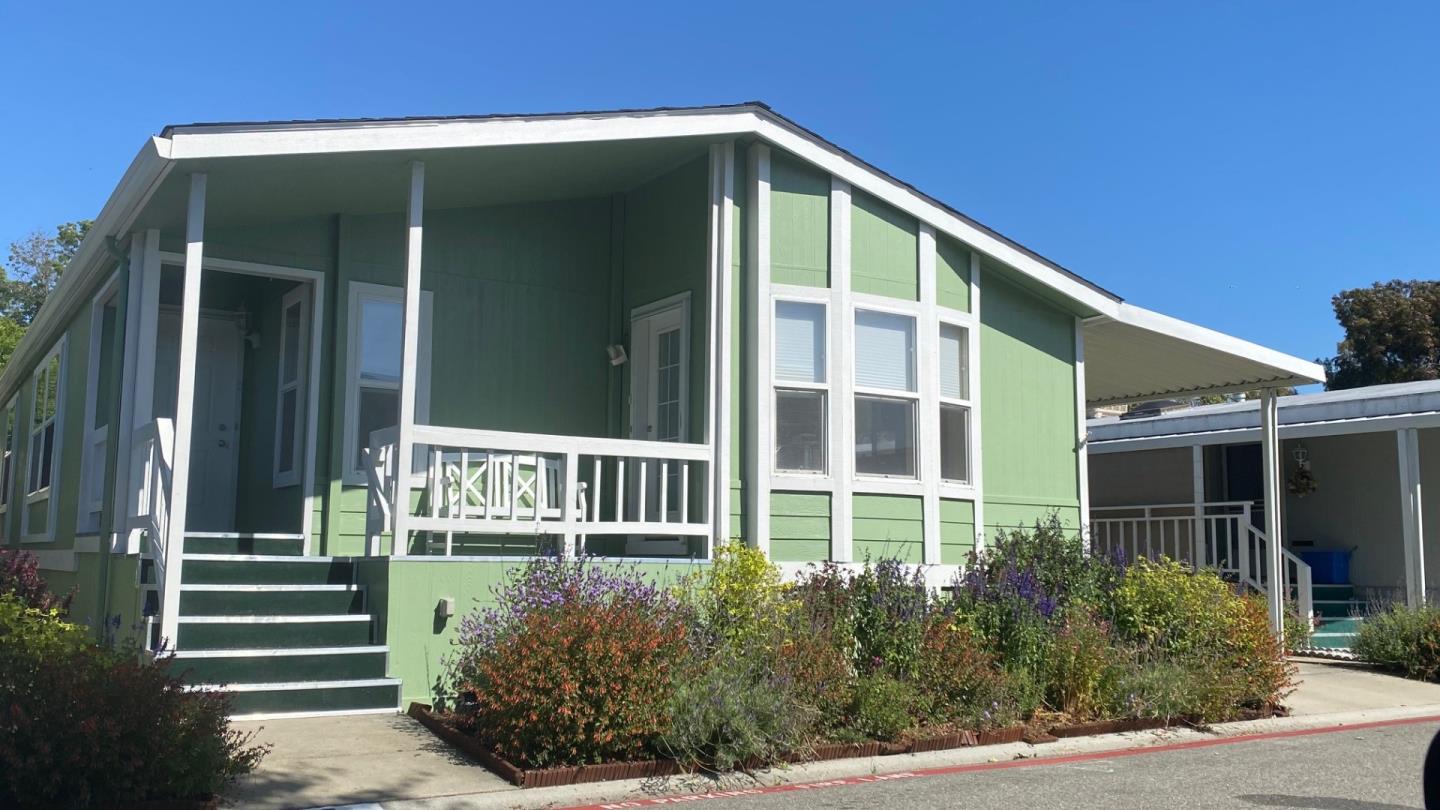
[776,389,826,472]
[855,394,916,477]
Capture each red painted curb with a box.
[559,714,1440,809]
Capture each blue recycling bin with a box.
[1298,550,1351,585]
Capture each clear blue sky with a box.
[1,2,1435,370]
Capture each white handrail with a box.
[1092,500,1314,628]
[127,418,176,651]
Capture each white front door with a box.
[156,312,244,532]
[629,299,687,529]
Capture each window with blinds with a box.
[774,300,827,473]
[854,309,917,477]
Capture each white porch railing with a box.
[1091,501,1313,623]
[126,418,178,651]
[365,424,713,557]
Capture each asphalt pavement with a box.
[676,718,1439,810]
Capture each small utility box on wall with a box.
[436,596,455,618]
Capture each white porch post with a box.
[829,178,854,563]
[162,174,207,647]
[1259,388,1285,633]
[1398,428,1426,607]
[1074,318,1090,553]
[918,225,941,565]
[744,144,771,554]
[393,161,425,556]
[1191,444,1205,566]
[708,141,736,547]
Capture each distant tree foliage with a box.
[1322,280,1440,391]
[0,221,92,374]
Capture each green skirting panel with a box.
[852,494,922,563]
[378,558,705,707]
[939,498,976,565]
[770,491,831,562]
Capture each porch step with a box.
[170,647,390,684]
[1310,584,1357,602]
[175,615,373,650]
[180,584,364,616]
[185,533,307,556]
[181,554,355,586]
[189,678,402,717]
[1313,599,1364,619]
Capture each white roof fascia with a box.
[1110,303,1325,387]
[163,106,1127,318]
[0,137,172,401]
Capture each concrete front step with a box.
[1316,616,1364,636]
[190,678,402,717]
[171,646,390,684]
[1313,599,1365,619]
[176,615,373,650]
[182,554,355,586]
[180,584,365,616]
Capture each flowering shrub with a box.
[449,558,690,767]
[0,594,266,806]
[914,618,1020,729]
[849,674,920,742]
[682,541,791,650]
[1354,603,1440,681]
[1044,610,1121,720]
[0,549,72,613]
[851,559,931,677]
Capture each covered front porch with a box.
[116,133,736,652]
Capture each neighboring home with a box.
[1088,381,1440,649]
[0,103,1322,717]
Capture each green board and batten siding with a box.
[853,494,923,563]
[850,189,918,301]
[769,153,830,289]
[979,263,1081,536]
[936,234,972,313]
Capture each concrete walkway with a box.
[225,712,515,809]
[222,660,1440,809]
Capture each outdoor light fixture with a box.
[607,344,628,366]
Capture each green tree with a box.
[1322,280,1440,391]
[0,221,92,374]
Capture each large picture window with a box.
[939,322,972,483]
[343,283,433,485]
[774,300,828,473]
[854,309,917,477]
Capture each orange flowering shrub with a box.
[450,559,691,768]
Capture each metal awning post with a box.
[1398,428,1426,608]
[1259,388,1285,634]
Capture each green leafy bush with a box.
[0,548,72,613]
[914,617,1020,729]
[0,595,266,807]
[661,645,816,772]
[1045,610,1122,721]
[850,674,920,742]
[1354,603,1440,681]
[850,559,931,677]
[683,541,791,650]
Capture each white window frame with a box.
[23,336,67,542]
[852,301,921,482]
[0,395,16,540]
[78,273,121,534]
[937,314,976,487]
[771,289,830,478]
[343,281,434,486]
[273,284,312,488]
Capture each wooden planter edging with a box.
[411,699,1281,790]
[408,703,681,788]
[410,704,1035,789]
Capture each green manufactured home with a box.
[1,103,1321,717]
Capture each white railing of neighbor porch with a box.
[1091,501,1313,622]
[127,418,178,651]
[365,424,713,557]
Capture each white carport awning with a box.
[1083,304,1324,406]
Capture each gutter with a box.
[0,136,173,402]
